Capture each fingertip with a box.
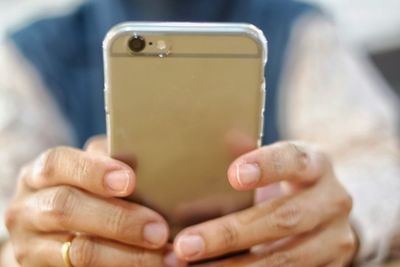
[164,251,187,267]
[103,166,136,197]
[227,160,261,191]
[173,232,205,261]
[143,221,169,249]
[164,251,177,267]
[84,135,107,154]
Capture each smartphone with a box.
[103,22,267,236]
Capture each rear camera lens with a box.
[128,35,146,52]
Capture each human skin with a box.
[3,137,356,266]
[174,141,357,266]
[3,137,175,267]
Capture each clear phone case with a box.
[104,22,267,236]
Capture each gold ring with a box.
[61,241,74,267]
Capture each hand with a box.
[5,137,173,267]
[174,142,357,266]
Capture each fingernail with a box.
[104,170,131,193]
[143,223,168,246]
[176,235,205,258]
[164,251,179,267]
[237,163,261,187]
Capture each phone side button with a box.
[261,78,266,113]
[104,89,109,114]
[259,78,266,127]
[260,114,264,134]
[106,113,111,133]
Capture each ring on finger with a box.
[61,238,74,267]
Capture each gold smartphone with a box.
[103,22,267,236]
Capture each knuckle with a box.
[5,205,19,231]
[281,141,333,181]
[273,142,310,178]
[272,202,302,232]
[75,155,93,183]
[71,237,97,267]
[270,144,286,178]
[35,147,64,178]
[45,186,77,227]
[288,142,309,174]
[218,219,240,250]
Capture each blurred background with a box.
[0,0,399,96]
[304,0,400,97]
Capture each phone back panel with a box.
[104,23,267,234]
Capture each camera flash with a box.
[157,40,170,57]
[157,40,167,50]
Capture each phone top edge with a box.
[103,22,268,146]
[103,22,268,62]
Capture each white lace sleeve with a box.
[0,40,75,238]
[278,14,400,265]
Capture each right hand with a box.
[5,137,175,267]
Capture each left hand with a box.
[173,141,357,266]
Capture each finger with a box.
[26,186,169,249]
[251,219,354,267]
[12,233,72,267]
[190,220,354,267]
[69,235,166,267]
[84,136,140,170]
[24,146,135,197]
[227,141,331,191]
[84,135,108,155]
[174,179,352,261]
[85,135,138,170]
[21,234,166,267]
